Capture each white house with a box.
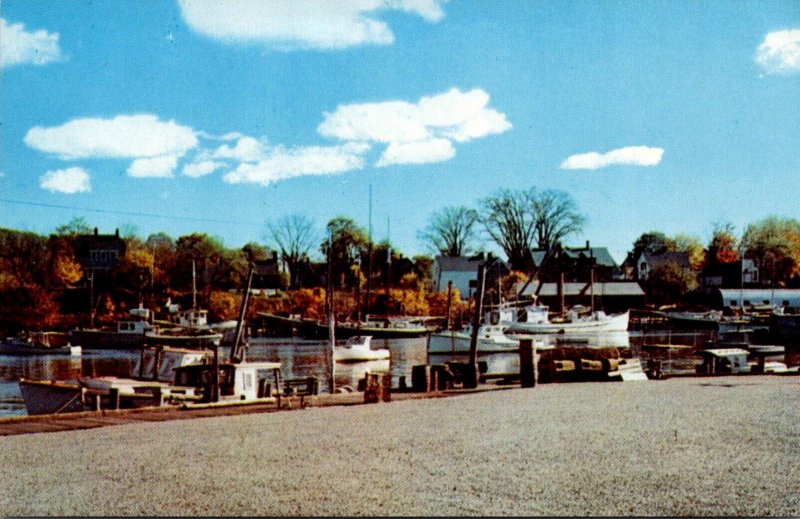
[432,255,483,297]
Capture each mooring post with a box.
[465,262,487,389]
[519,338,536,388]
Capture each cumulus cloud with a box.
[212,136,268,162]
[377,138,455,167]
[1,18,62,68]
[756,29,800,75]
[39,167,91,194]
[223,143,370,185]
[128,155,179,178]
[318,88,510,165]
[24,114,198,160]
[182,160,225,178]
[178,0,446,50]
[560,146,664,170]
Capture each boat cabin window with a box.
[763,300,769,305]
[743,300,751,306]
[730,300,738,306]
[783,300,790,306]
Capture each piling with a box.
[519,338,536,388]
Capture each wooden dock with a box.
[0,386,508,437]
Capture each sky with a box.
[1,1,799,265]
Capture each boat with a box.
[660,310,723,330]
[505,305,630,334]
[428,308,522,354]
[19,345,212,415]
[0,332,81,356]
[333,336,390,362]
[144,327,223,349]
[257,312,434,339]
[769,307,800,340]
[70,313,153,350]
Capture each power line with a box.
[0,198,262,227]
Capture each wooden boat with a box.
[71,318,152,350]
[257,312,434,339]
[333,336,390,363]
[428,309,522,354]
[0,332,81,356]
[505,305,630,334]
[19,345,211,415]
[144,328,223,349]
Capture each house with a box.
[532,241,618,283]
[252,252,281,289]
[514,281,645,313]
[700,259,759,288]
[73,228,126,275]
[634,251,691,281]
[432,253,508,298]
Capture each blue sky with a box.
[1,1,799,264]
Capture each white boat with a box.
[428,308,523,354]
[0,332,81,356]
[505,305,629,334]
[334,336,390,362]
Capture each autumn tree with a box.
[323,217,368,289]
[741,216,800,286]
[418,206,480,257]
[706,221,739,265]
[266,214,318,289]
[667,233,705,271]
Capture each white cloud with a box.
[560,146,664,170]
[183,160,225,178]
[319,88,510,144]
[178,0,446,50]
[377,138,455,166]
[24,114,198,160]
[1,18,62,68]
[39,167,91,194]
[756,29,800,75]
[223,143,369,185]
[212,136,268,162]
[128,155,179,178]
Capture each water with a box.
[1,329,788,417]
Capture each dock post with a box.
[519,338,536,388]
[109,387,120,410]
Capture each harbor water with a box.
[0,329,787,418]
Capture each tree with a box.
[706,221,739,265]
[418,206,480,257]
[530,189,586,250]
[741,216,800,286]
[480,188,586,272]
[266,214,318,289]
[323,217,368,289]
[668,233,705,271]
[625,231,670,267]
[479,189,535,271]
[55,217,92,237]
[645,263,698,307]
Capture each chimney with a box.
[115,228,119,237]
[94,227,98,235]
[586,240,590,250]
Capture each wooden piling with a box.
[519,338,536,388]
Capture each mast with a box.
[364,184,373,320]
[230,262,255,363]
[192,260,197,310]
[327,232,336,394]
[386,215,391,314]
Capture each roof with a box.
[717,288,800,305]
[702,348,750,357]
[640,251,691,269]
[434,255,508,273]
[532,246,617,268]
[515,281,645,297]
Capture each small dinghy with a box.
[334,336,390,363]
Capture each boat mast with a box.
[364,184,373,320]
[386,214,391,314]
[327,231,336,394]
[192,260,197,310]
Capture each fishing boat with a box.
[333,336,390,362]
[427,308,522,354]
[660,310,723,329]
[18,345,211,415]
[144,327,223,349]
[257,312,434,339]
[505,305,629,334]
[0,332,81,356]
[70,316,152,350]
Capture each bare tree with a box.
[531,189,586,250]
[479,189,535,271]
[479,188,586,272]
[418,206,480,257]
[266,214,318,288]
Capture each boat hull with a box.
[18,380,88,415]
[70,329,145,350]
[144,332,223,349]
[506,311,630,334]
[427,332,520,354]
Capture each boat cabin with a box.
[117,320,151,334]
[173,361,281,401]
[178,309,209,328]
[133,346,212,382]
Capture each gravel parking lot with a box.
[1,375,798,516]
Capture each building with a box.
[514,281,645,313]
[432,253,508,297]
[532,241,618,283]
[634,251,691,281]
[700,259,759,288]
[709,288,800,310]
[73,228,126,276]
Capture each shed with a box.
[713,288,800,310]
[514,281,645,312]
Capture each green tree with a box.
[645,263,698,307]
[323,217,368,289]
[741,216,800,286]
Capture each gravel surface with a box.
[1,376,798,516]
